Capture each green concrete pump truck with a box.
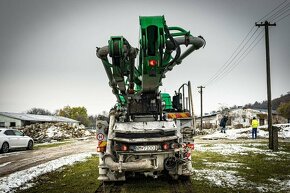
[96,16,205,181]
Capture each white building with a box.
[195,113,219,129]
[0,112,79,128]
[196,108,287,129]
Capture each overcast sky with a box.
[0,0,289,116]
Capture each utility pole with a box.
[255,20,277,151]
[198,86,205,130]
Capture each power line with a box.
[267,2,290,21]
[204,0,289,87]
[206,28,261,85]
[215,32,264,82]
[204,27,259,86]
[270,8,290,22]
[275,12,290,22]
[257,0,289,22]
[204,26,256,84]
[206,30,264,86]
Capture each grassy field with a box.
[191,140,290,193]
[16,140,290,193]
[17,156,101,193]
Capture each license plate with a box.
[135,145,158,151]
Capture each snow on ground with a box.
[0,152,25,159]
[195,143,258,155]
[268,177,290,192]
[279,125,290,138]
[193,167,290,192]
[34,140,68,147]
[0,152,94,193]
[195,143,290,156]
[193,142,290,192]
[203,162,245,169]
[0,162,11,168]
[193,169,247,188]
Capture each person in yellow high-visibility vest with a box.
[251,117,259,139]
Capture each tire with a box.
[1,142,9,153]
[27,140,33,150]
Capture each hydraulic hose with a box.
[164,36,205,73]
[164,24,181,67]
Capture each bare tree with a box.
[26,108,52,115]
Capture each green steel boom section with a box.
[96,16,205,107]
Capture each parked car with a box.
[0,128,34,153]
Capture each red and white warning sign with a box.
[97,133,105,141]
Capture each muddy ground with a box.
[0,139,97,177]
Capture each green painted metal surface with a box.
[161,93,173,110]
[96,15,205,112]
[139,16,165,92]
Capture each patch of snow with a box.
[264,156,284,161]
[76,136,94,141]
[281,126,290,138]
[200,127,252,140]
[256,186,269,192]
[267,177,290,192]
[193,169,247,188]
[84,130,91,136]
[268,178,280,183]
[195,143,255,155]
[0,152,94,193]
[193,167,290,192]
[284,180,290,190]
[76,125,85,130]
[19,183,34,191]
[34,141,68,147]
[195,143,290,157]
[0,162,11,168]
[194,168,290,192]
[46,126,63,138]
[204,162,244,168]
[0,152,25,159]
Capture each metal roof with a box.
[0,112,79,123]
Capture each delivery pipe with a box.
[103,155,154,172]
[164,36,205,72]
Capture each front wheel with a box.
[1,142,9,153]
[27,140,33,150]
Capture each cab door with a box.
[14,130,27,147]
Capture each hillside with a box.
[244,92,290,110]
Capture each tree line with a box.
[26,92,290,126]
[243,92,290,122]
[244,92,290,110]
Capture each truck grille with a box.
[115,130,175,139]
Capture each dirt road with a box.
[0,139,97,177]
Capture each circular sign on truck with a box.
[97,133,105,141]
